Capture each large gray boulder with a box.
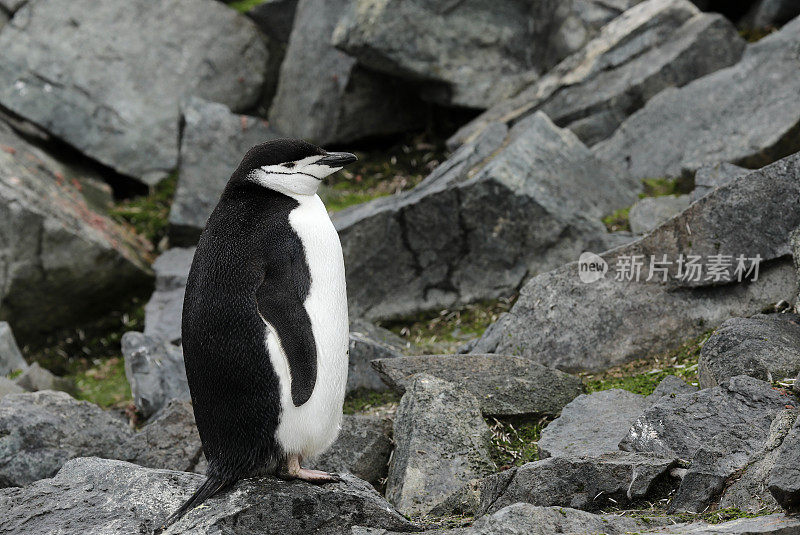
[0,121,152,341]
[334,1,653,109]
[116,399,205,474]
[0,321,25,376]
[314,414,392,487]
[144,248,195,344]
[372,354,582,417]
[793,228,800,309]
[448,0,744,148]
[690,162,749,201]
[168,99,281,246]
[698,314,800,388]
[460,503,643,535]
[0,457,415,535]
[348,319,408,393]
[121,332,190,419]
[768,414,800,513]
[268,0,424,146]
[472,153,800,371]
[629,195,692,235]
[0,0,268,185]
[0,391,133,488]
[386,374,495,516]
[538,389,648,458]
[435,451,679,516]
[594,16,800,179]
[336,112,638,321]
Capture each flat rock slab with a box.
[168,99,281,246]
[144,247,196,344]
[268,0,423,145]
[463,503,644,535]
[314,414,393,487]
[436,451,679,517]
[0,0,267,184]
[699,314,800,388]
[472,153,800,371]
[0,322,25,376]
[621,376,791,459]
[122,332,190,419]
[594,16,800,179]
[0,119,152,341]
[629,195,692,235]
[644,514,800,534]
[538,389,648,458]
[336,112,637,321]
[372,354,583,417]
[386,374,496,516]
[449,0,744,148]
[0,391,132,488]
[0,457,415,535]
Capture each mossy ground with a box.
[487,416,548,469]
[109,172,177,257]
[343,388,400,415]
[227,0,267,13]
[380,297,516,354]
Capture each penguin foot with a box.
[282,455,341,484]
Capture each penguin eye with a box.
[282,162,296,169]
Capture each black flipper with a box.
[155,475,231,534]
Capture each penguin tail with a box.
[154,475,231,534]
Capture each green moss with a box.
[343,388,399,415]
[379,298,515,354]
[7,369,24,380]
[109,172,177,251]
[321,189,389,212]
[583,330,712,396]
[602,207,631,232]
[227,0,267,12]
[72,357,132,409]
[487,416,547,469]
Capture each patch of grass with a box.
[602,207,631,232]
[487,416,547,469]
[321,188,390,212]
[227,0,266,13]
[583,330,712,396]
[739,26,777,42]
[380,297,516,354]
[109,172,176,253]
[343,388,400,415]
[72,357,132,409]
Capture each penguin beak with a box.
[317,152,358,168]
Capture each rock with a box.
[337,112,638,321]
[698,314,800,388]
[0,457,415,535]
[0,0,268,185]
[347,319,408,393]
[719,409,798,513]
[593,17,800,179]
[436,451,679,516]
[268,0,424,146]
[116,399,205,474]
[314,414,392,487]
[648,375,697,403]
[691,162,749,201]
[741,0,800,29]
[144,248,195,344]
[385,374,495,516]
[629,195,692,235]
[168,99,281,246]
[471,154,800,371]
[121,332,189,419]
[768,414,800,513]
[645,514,800,534]
[448,0,744,148]
[13,362,75,394]
[247,0,298,44]
[538,389,647,458]
[0,377,24,400]
[0,321,25,376]
[621,376,789,459]
[461,503,644,535]
[0,391,132,487]
[0,120,152,341]
[372,354,583,417]
[793,228,800,308]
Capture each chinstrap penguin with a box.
[158,139,357,532]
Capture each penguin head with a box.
[237,138,357,196]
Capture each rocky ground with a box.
[2,0,800,534]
